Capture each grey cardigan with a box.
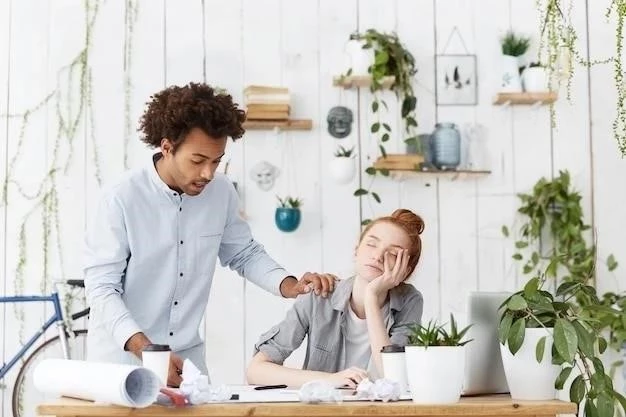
[253,277,423,373]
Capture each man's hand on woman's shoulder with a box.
[279,272,338,298]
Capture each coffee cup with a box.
[142,344,171,386]
[381,344,408,392]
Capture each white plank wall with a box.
[1,0,625,414]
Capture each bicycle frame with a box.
[0,289,70,380]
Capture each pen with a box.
[254,384,288,390]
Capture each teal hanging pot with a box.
[275,208,301,232]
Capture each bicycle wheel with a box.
[12,329,87,417]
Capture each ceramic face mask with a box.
[249,161,280,191]
[327,106,353,139]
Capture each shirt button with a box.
[180,240,183,244]
[174,301,178,306]
[169,332,173,336]
[179,207,182,212]
[179,272,183,277]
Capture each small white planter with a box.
[405,346,465,404]
[522,67,549,92]
[329,157,356,184]
[344,37,373,76]
[500,327,561,400]
[500,55,522,93]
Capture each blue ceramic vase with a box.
[431,122,461,170]
[275,208,301,232]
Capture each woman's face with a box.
[355,221,411,282]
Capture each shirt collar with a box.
[147,152,183,199]
[330,276,404,312]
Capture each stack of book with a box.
[244,85,290,121]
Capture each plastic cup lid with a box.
[143,344,171,352]
[380,344,405,353]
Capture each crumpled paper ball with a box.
[178,359,231,404]
[355,378,401,402]
[298,380,343,404]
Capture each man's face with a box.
[160,128,227,196]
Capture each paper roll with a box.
[33,359,160,408]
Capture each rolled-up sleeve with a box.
[218,184,288,296]
[83,192,141,350]
[253,293,313,364]
[389,288,424,346]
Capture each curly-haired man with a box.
[83,83,336,387]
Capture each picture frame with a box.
[435,54,478,106]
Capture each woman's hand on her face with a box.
[325,367,369,389]
[367,249,410,295]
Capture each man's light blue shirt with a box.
[84,153,288,372]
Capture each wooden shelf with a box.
[493,92,558,106]
[243,119,313,131]
[385,168,492,181]
[333,75,395,89]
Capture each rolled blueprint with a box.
[34,359,160,408]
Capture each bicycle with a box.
[0,279,90,417]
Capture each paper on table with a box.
[33,359,160,408]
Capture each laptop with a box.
[462,291,511,395]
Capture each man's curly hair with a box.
[138,82,246,150]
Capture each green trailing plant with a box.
[276,195,302,209]
[345,29,418,225]
[499,275,626,417]
[502,170,625,354]
[501,31,531,57]
[406,314,473,347]
[533,0,626,153]
[123,0,139,169]
[334,145,355,158]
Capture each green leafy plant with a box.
[346,29,418,225]
[276,195,302,209]
[334,145,355,158]
[407,314,473,347]
[501,31,531,57]
[501,170,623,352]
[498,275,626,417]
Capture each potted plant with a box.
[405,314,472,404]
[329,145,356,184]
[501,171,622,356]
[522,62,549,92]
[275,196,302,233]
[345,29,419,224]
[499,31,530,93]
[498,274,626,416]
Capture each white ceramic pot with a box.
[500,55,522,93]
[500,327,561,400]
[522,67,549,92]
[329,157,356,184]
[345,37,373,76]
[405,346,465,404]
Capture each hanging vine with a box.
[1,0,103,342]
[535,0,625,154]
[123,0,139,169]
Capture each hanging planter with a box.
[329,145,356,184]
[522,63,549,92]
[275,196,302,233]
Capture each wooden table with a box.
[38,395,577,417]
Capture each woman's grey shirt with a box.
[254,277,423,372]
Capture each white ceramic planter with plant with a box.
[344,32,373,76]
[497,276,626,415]
[329,145,356,184]
[499,31,530,93]
[405,315,472,404]
[500,326,560,400]
[521,63,549,92]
